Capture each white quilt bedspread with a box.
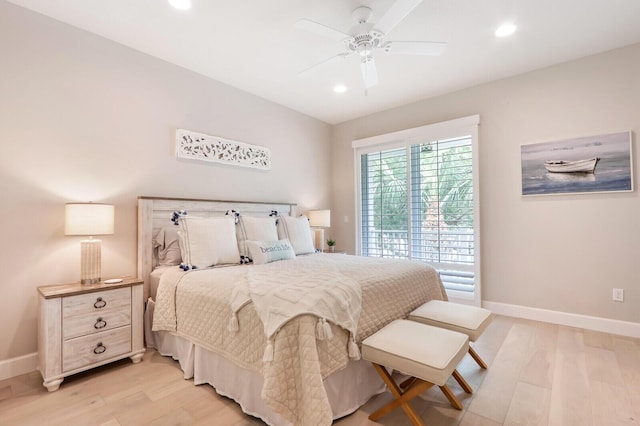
[153,254,446,426]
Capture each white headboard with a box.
[137,196,297,300]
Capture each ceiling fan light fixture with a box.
[357,42,373,57]
[333,84,348,93]
[495,23,517,37]
[168,0,192,11]
[295,0,444,89]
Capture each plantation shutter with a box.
[409,137,475,292]
[360,147,408,258]
[356,119,478,298]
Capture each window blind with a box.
[359,136,475,293]
[361,147,408,258]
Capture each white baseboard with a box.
[0,352,38,381]
[483,301,640,339]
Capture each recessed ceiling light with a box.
[168,0,192,11]
[495,23,517,37]
[333,84,348,93]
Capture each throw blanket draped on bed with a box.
[231,267,362,362]
[152,254,446,426]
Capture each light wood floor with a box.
[1,315,639,425]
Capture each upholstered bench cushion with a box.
[408,300,493,342]
[362,319,469,387]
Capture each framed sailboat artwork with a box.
[520,131,633,196]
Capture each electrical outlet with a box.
[613,288,624,302]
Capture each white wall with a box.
[0,2,331,361]
[332,43,640,325]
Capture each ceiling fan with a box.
[295,0,447,90]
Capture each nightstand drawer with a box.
[63,287,131,317]
[63,326,132,372]
[63,306,132,340]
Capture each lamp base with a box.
[80,239,102,285]
[313,228,325,252]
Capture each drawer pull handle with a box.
[94,318,107,329]
[94,297,107,309]
[93,342,106,355]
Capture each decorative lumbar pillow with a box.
[276,215,316,255]
[178,216,240,268]
[246,239,296,265]
[154,227,182,266]
[236,216,278,262]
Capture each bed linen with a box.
[230,266,362,362]
[152,253,446,425]
[149,266,171,300]
[148,329,385,426]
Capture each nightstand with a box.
[37,278,145,392]
[323,249,346,254]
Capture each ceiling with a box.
[8,0,640,124]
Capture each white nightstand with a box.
[37,278,145,392]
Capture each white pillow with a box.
[246,239,296,265]
[236,216,278,261]
[276,215,316,255]
[178,216,240,268]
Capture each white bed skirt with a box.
[145,300,385,425]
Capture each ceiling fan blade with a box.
[374,0,423,36]
[360,57,379,89]
[381,41,447,56]
[295,19,352,42]
[298,53,351,75]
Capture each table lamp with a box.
[65,203,114,284]
[307,209,331,252]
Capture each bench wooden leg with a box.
[452,369,473,394]
[403,370,472,394]
[400,376,417,389]
[439,384,463,410]
[469,346,488,369]
[370,363,433,426]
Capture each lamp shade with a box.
[65,203,114,236]
[307,209,331,228]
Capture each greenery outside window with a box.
[353,116,481,304]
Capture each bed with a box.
[137,196,447,425]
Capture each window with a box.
[353,116,480,303]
